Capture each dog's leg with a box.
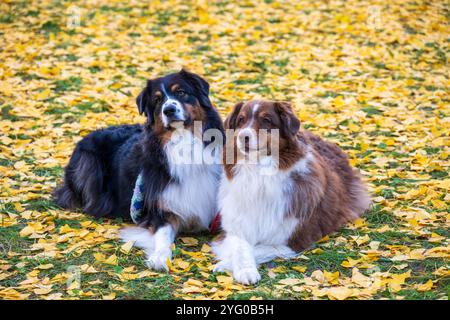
[120,224,176,271]
[214,235,261,285]
[119,226,155,252]
[253,245,297,264]
[145,224,175,271]
[211,240,233,272]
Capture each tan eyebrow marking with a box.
[242,104,253,116]
[154,91,162,96]
[170,84,180,91]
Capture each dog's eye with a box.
[237,116,245,126]
[176,89,187,97]
[262,118,272,126]
[153,96,162,104]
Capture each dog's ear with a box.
[179,68,212,108]
[136,80,154,124]
[136,90,148,115]
[275,101,300,138]
[224,102,244,129]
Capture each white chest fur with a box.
[219,159,300,246]
[161,130,221,231]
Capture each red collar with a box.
[209,211,221,234]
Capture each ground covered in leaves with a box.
[0,0,449,300]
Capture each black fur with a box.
[53,70,224,228]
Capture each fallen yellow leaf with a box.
[180,237,198,246]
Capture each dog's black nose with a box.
[163,105,177,116]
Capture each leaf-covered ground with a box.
[0,0,448,300]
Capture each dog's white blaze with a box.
[237,103,260,152]
[212,149,314,283]
[252,103,260,115]
[162,129,222,230]
[160,84,185,126]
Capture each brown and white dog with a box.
[212,100,371,284]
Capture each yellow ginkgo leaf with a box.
[326,287,354,300]
[216,275,234,285]
[278,278,302,286]
[33,287,52,295]
[104,254,118,266]
[120,241,134,254]
[292,266,307,273]
[180,237,198,246]
[417,280,433,292]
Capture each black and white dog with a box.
[54,69,224,270]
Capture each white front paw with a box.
[233,267,261,285]
[213,260,232,273]
[146,251,172,271]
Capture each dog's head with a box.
[136,69,213,131]
[224,100,300,155]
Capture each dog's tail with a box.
[119,227,155,251]
[53,183,81,210]
[53,148,115,217]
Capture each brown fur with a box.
[185,101,207,137]
[286,136,371,251]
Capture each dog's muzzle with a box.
[162,99,186,126]
[237,128,259,153]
